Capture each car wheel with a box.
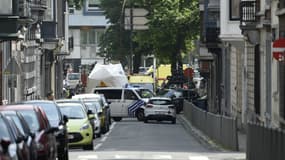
[136,109,144,121]
[113,117,122,121]
[172,118,176,124]
[83,141,94,150]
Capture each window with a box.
[0,0,12,15]
[124,90,138,100]
[95,89,122,99]
[88,0,100,7]
[86,0,101,11]
[229,0,240,20]
[80,29,100,45]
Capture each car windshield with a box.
[136,89,154,98]
[0,118,11,141]
[29,103,60,126]
[67,73,80,80]
[7,115,25,135]
[84,102,98,113]
[84,101,102,112]
[19,110,40,132]
[58,104,86,119]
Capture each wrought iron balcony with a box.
[240,0,257,29]
[30,0,47,11]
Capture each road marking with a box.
[189,156,209,160]
[101,136,107,142]
[110,122,116,130]
[94,143,102,150]
[78,155,98,159]
[152,155,172,159]
[115,154,129,159]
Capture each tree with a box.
[68,0,83,10]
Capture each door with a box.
[95,89,123,117]
[122,89,140,117]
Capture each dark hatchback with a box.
[23,100,69,160]
[1,110,38,160]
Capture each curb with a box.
[178,114,227,152]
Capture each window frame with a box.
[229,0,240,21]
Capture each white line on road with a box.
[110,122,116,130]
[152,155,172,159]
[94,143,102,150]
[100,136,107,142]
[78,155,98,159]
[115,154,129,159]
[189,156,209,160]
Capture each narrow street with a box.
[69,118,245,160]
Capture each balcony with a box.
[240,0,257,30]
[0,0,34,40]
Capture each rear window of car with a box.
[149,99,172,105]
[19,110,40,132]
[67,73,80,80]
[0,118,11,140]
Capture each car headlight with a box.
[80,123,90,131]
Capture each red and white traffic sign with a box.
[273,38,285,61]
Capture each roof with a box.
[0,104,37,111]
[72,94,101,99]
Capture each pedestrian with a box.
[46,91,54,100]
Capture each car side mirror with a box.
[87,110,93,115]
[0,138,11,153]
[63,115,68,124]
[108,101,111,104]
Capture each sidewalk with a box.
[178,114,247,152]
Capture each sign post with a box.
[272,38,285,61]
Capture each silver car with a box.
[144,97,176,124]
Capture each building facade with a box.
[67,0,109,74]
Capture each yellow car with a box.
[57,102,94,150]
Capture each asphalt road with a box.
[68,118,245,160]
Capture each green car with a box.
[57,102,94,150]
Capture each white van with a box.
[92,87,154,121]
[66,72,81,89]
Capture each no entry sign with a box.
[273,38,285,61]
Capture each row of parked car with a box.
[0,93,111,160]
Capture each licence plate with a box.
[68,135,74,139]
[155,111,166,114]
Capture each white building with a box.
[66,0,109,73]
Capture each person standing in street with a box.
[46,91,54,100]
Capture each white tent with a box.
[86,63,128,92]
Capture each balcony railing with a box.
[240,0,257,28]
[30,0,47,11]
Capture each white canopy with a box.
[87,63,128,90]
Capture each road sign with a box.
[273,38,285,61]
[124,8,149,30]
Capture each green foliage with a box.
[68,0,83,10]
[135,0,200,62]
[98,0,200,65]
